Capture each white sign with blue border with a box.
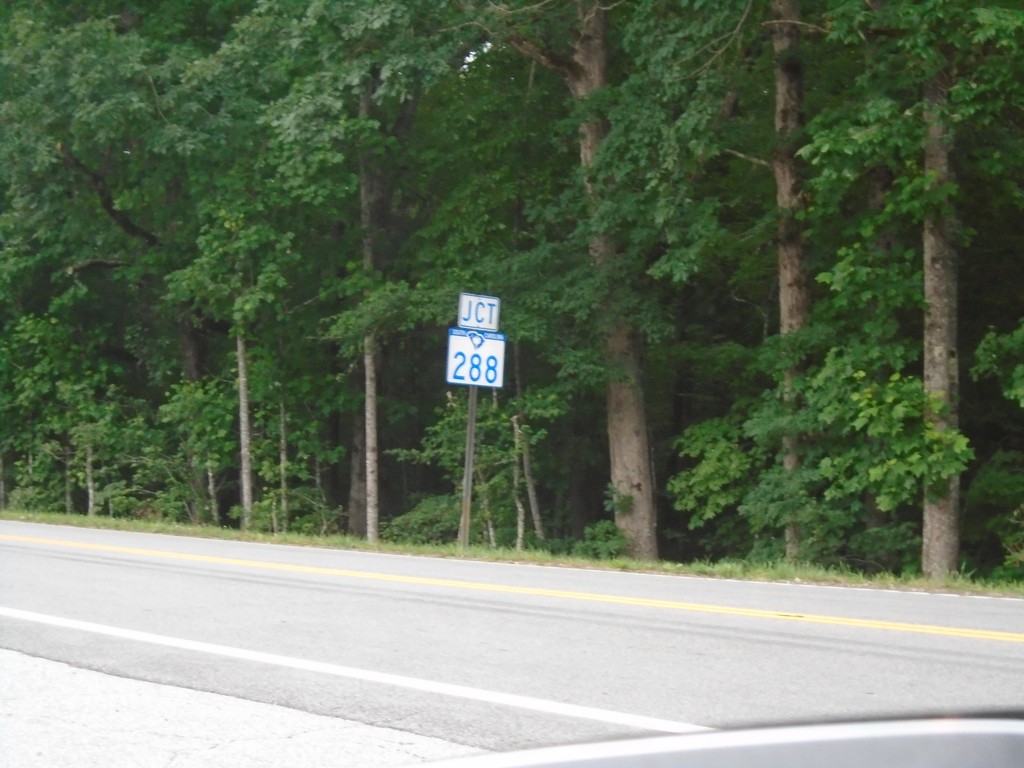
[446,328,506,388]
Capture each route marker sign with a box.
[457,293,501,332]
[448,293,506,549]
[446,328,506,389]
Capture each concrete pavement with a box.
[0,649,481,768]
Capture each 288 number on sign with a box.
[446,329,505,389]
[451,351,501,385]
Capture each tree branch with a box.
[61,149,160,248]
[761,19,830,35]
[506,34,582,81]
[724,148,771,168]
[671,0,754,80]
[65,258,125,276]
[486,0,562,17]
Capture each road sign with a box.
[450,293,504,549]
[457,293,501,332]
[446,328,505,388]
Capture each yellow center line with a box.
[4,533,1024,644]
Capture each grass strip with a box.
[2,509,1021,598]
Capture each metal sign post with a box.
[448,293,504,550]
[458,384,478,549]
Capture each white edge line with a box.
[0,606,706,735]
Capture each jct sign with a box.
[457,293,500,332]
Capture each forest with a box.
[2,0,1024,580]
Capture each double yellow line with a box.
[4,533,1024,644]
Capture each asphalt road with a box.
[3,520,1024,760]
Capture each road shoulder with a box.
[0,648,481,768]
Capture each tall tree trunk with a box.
[364,333,380,543]
[475,467,497,548]
[513,344,544,540]
[236,330,254,530]
[63,442,73,514]
[278,400,288,534]
[513,469,526,551]
[604,320,657,559]
[581,11,656,560]
[771,0,809,560]
[510,0,656,559]
[85,443,96,517]
[523,435,544,541]
[180,318,204,382]
[0,447,6,510]
[347,412,367,537]
[206,458,219,525]
[360,84,382,544]
[181,449,200,523]
[511,415,528,551]
[921,74,960,579]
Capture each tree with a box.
[770,0,810,559]
[920,68,959,578]
[479,0,658,559]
